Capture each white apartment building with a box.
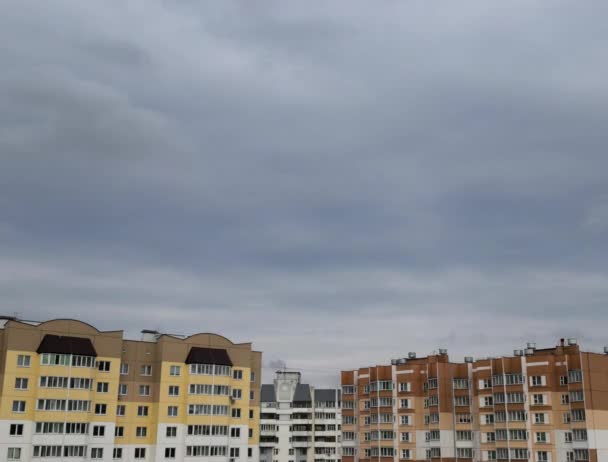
[260,371,341,462]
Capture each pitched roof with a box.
[315,388,341,401]
[293,383,311,402]
[185,346,233,366]
[36,334,97,357]
[261,384,276,402]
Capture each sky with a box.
[1,0,608,386]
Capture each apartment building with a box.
[341,339,608,462]
[260,370,341,462]
[0,317,261,462]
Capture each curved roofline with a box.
[159,332,251,346]
[8,318,123,334]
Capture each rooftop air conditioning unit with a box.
[408,352,416,359]
[526,342,536,349]
[391,359,398,365]
[439,348,448,355]
[568,338,578,345]
[525,348,534,356]
[514,349,524,357]
[397,358,408,365]
[464,356,474,363]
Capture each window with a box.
[113,448,123,459]
[14,378,28,390]
[531,376,543,386]
[568,370,583,383]
[17,354,31,367]
[537,452,548,462]
[231,448,240,458]
[12,401,26,413]
[399,382,411,392]
[533,394,546,405]
[136,426,147,438]
[117,404,126,416]
[574,449,589,461]
[91,448,104,459]
[482,396,494,407]
[510,429,528,441]
[564,412,572,423]
[570,391,584,402]
[457,448,474,458]
[457,414,472,424]
[115,426,124,437]
[139,385,150,396]
[560,375,568,386]
[249,409,254,419]
[120,363,129,375]
[536,432,547,443]
[8,448,22,461]
[97,360,111,372]
[170,365,180,376]
[232,408,241,418]
[233,369,243,380]
[573,429,588,441]
[165,448,176,459]
[9,424,24,436]
[231,427,241,438]
[487,451,497,461]
[248,448,253,458]
[166,426,177,437]
[33,446,62,457]
[97,382,109,393]
[250,390,254,400]
[511,449,529,460]
[95,403,107,415]
[567,452,575,462]
[137,405,149,417]
[119,384,128,395]
[454,395,470,406]
[485,432,496,442]
[572,409,586,422]
[233,388,242,399]
[168,406,178,417]
[565,432,573,443]
[562,394,570,404]
[457,431,473,441]
[251,371,256,382]
[168,385,179,396]
[140,365,152,376]
[400,415,411,425]
[135,448,146,459]
[453,378,469,389]
[93,425,106,437]
[249,428,253,438]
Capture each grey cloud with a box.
[1,0,608,385]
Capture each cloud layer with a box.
[1,0,608,385]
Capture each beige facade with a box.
[341,340,608,462]
[0,317,261,462]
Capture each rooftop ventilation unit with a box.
[526,342,536,349]
[464,356,474,363]
[397,358,408,365]
[568,338,578,346]
[391,359,398,365]
[408,352,416,359]
[514,349,524,357]
[438,348,448,355]
[525,348,534,356]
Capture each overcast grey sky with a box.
[1,0,608,386]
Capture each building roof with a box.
[315,388,341,401]
[293,383,311,402]
[36,334,97,357]
[185,346,233,366]
[261,384,276,402]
